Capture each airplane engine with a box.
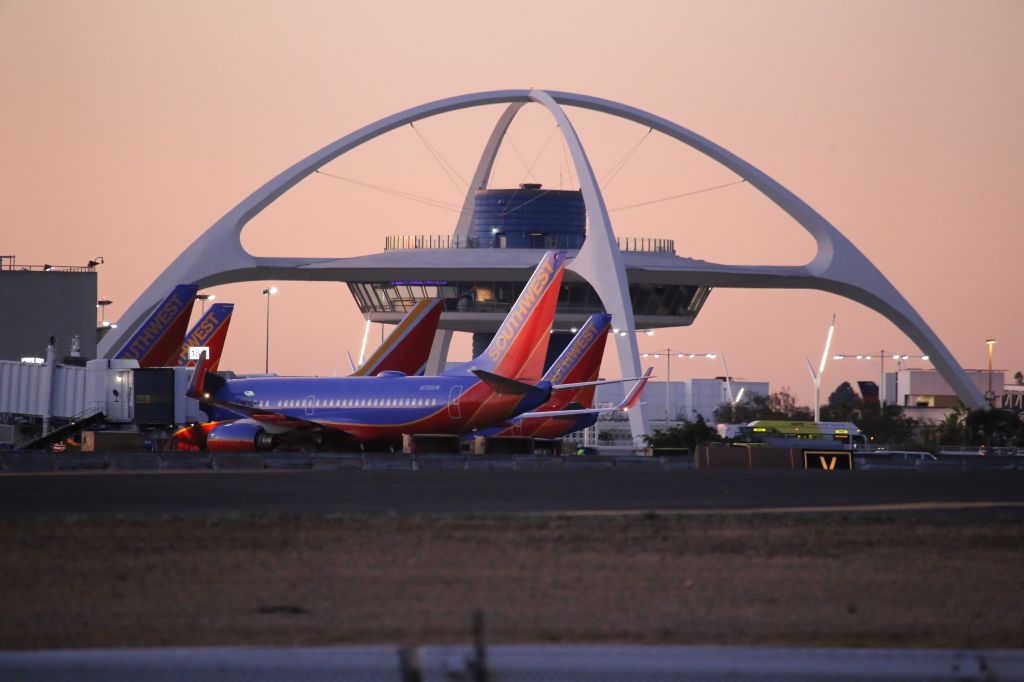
[206,421,275,451]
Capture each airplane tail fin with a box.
[185,352,209,400]
[175,303,234,372]
[465,250,566,382]
[352,299,443,377]
[538,313,611,410]
[113,284,198,367]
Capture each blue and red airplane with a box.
[172,298,444,450]
[182,251,607,450]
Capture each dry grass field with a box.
[1,513,1022,650]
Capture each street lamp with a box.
[97,298,112,327]
[832,350,930,408]
[639,348,726,424]
[196,292,216,316]
[263,287,278,373]
[985,339,996,405]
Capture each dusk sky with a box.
[2,0,1021,406]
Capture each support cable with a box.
[600,127,652,190]
[314,169,461,212]
[608,178,747,213]
[409,122,467,198]
[523,124,561,182]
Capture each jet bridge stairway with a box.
[18,410,107,450]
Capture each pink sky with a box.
[1,0,1021,406]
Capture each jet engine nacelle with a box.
[206,421,275,452]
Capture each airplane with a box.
[170,298,444,450]
[183,251,578,450]
[173,302,235,372]
[111,284,198,367]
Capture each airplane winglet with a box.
[621,367,653,411]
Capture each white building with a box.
[885,368,1006,423]
[595,377,769,427]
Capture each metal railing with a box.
[383,235,675,254]
[0,255,96,272]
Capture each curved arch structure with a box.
[100,89,987,440]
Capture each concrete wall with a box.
[0,271,97,361]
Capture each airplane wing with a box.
[513,368,652,421]
[551,375,651,391]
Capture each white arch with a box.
[99,89,987,413]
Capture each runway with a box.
[2,467,1023,519]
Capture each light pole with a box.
[985,339,996,406]
[640,348,720,425]
[832,350,930,409]
[97,298,112,327]
[196,293,215,316]
[263,287,277,373]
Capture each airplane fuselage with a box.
[211,372,552,444]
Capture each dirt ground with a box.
[1,512,1022,650]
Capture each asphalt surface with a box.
[1,468,1023,519]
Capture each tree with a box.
[855,404,919,446]
[713,388,813,423]
[645,415,722,450]
[965,408,1024,447]
[826,382,860,421]
[935,404,968,445]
